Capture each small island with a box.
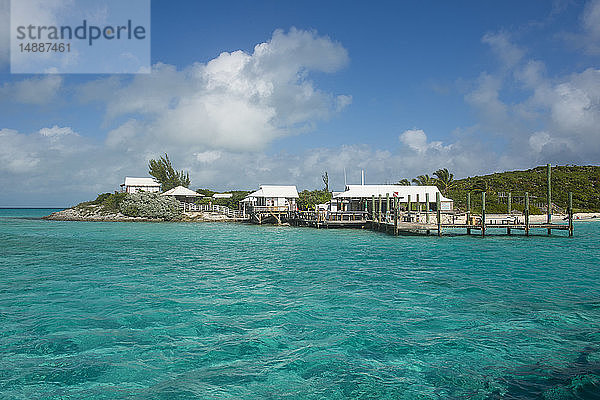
[44,155,600,238]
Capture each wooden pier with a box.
[289,164,575,238]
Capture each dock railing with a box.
[181,202,245,219]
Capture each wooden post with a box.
[417,193,421,215]
[507,192,512,235]
[371,195,375,221]
[393,197,398,236]
[386,193,390,223]
[436,192,441,237]
[525,192,530,236]
[547,163,552,235]
[481,191,486,237]
[407,194,412,215]
[568,192,573,237]
[466,192,471,235]
[378,194,382,223]
[425,193,430,224]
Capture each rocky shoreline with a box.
[42,205,161,222]
[42,205,242,223]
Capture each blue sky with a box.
[0,0,599,206]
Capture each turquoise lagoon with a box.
[1,209,599,399]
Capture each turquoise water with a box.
[1,209,599,399]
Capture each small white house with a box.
[241,185,299,213]
[121,177,161,193]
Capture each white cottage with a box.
[121,177,161,193]
[241,185,299,213]
[161,186,204,203]
[332,185,453,212]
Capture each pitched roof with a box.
[246,185,299,199]
[122,177,160,187]
[161,186,203,197]
[334,185,453,202]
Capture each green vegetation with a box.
[412,174,436,186]
[433,168,455,195]
[77,192,127,213]
[298,189,332,210]
[148,153,190,191]
[75,192,182,220]
[118,192,182,220]
[447,165,600,213]
[195,189,253,209]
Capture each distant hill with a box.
[446,165,600,213]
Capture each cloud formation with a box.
[0,75,63,104]
[83,28,351,153]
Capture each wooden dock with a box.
[255,164,576,238]
[292,164,575,238]
[366,215,572,237]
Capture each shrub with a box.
[118,192,182,220]
[102,193,127,212]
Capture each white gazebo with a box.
[161,186,204,208]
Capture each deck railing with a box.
[181,202,245,218]
[248,205,295,212]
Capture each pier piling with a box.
[425,193,430,224]
[386,193,390,222]
[393,197,398,235]
[436,192,441,237]
[481,192,486,237]
[371,195,375,221]
[507,192,512,235]
[568,192,574,237]
[525,192,530,236]
[466,192,471,235]
[547,163,552,235]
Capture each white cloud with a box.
[105,119,142,149]
[482,32,525,69]
[400,129,431,153]
[38,125,76,137]
[582,0,600,54]
[0,75,63,104]
[528,131,573,154]
[558,0,600,55]
[194,150,222,163]
[471,29,600,165]
[0,128,41,173]
[82,28,351,153]
[464,73,508,124]
[0,0,8,66]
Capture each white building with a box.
[161,186,204,203]
[212,193,233,199]
[241,185,299,213]
[332,185,453,212]
[121,177,161,193]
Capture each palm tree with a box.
[434,168,454,194]
[322,171,329,192]
[412,174,436,186]
[471,179,487,194]
[397,178,411,185]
